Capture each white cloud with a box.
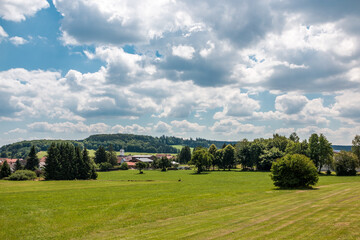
[9,36,28,46]
[27,122,110,133]
[112,124,151,135]
[275,94,308,114]
[153,121,172,133]
[210,119,265,136]
[172,45,195,60]
[4,128,27,135]
[171,120,206,132]
[0,0,49,22]
[0,26,8,38]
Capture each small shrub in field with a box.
[34,169,44,177]
[119,162,128,170]
[99,162,112,171]
[270,154,319,188]
[9,170,37,181]
[334,151,359,176]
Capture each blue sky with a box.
[1,0,360,146]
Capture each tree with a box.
[159,156,172,171]
[135,161,147,174]
[0,160,11,178]
[14,159,22,171]
[189,149,213,174]
[285,140,308,156]
[308,133,320,169]
[334,151,359,176]
[258,147,284,171]
[107,144,118,166]
[270,154,319,188]
[208,144,217,170]
[178,146,191,164]
[289,132,300,143]
[45,143,60,180]
[318,134,333,172]
[25,145,39,171]
[352,135,360,160]
[214,149,224,170]
[236,139,252,170]
[223,144,236,170]
[94,146,107,164]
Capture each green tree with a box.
[190,149,212,174]
[214,149,224,170]
[45,143,60,180]
[0,160,11,178]
[159,156,172,171]
[236,139,252,170]
[94,146,107,164]
[14,159,22,171]
[289,132,300,143]
[223,144,236,170]
[334,151,359,176]
[25,145,39,171]
[107,144,118,166]
[308,133,320,169]
[270,154,319,188]
[318,134,333,172]
[285,140,308,156]
[135,161,147,174]
[178,146,191,164]
[258,147,284,171]
[352,135,360,160]
[208,144,217,170]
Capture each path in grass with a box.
[0,171,359,239]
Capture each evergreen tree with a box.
[179,146,191,164]
[25,145,39,171]
[0,160,11,178]
[45,143,60,180]
[14,159,22,171]
[94,146,107,164]
[78,147,91,179]
[208,144,217,170]
[73,145,82,179]
[159,156,172,171]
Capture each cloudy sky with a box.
[1,0,360,146]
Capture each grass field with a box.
[1,170,360,240]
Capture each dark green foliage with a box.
[99,162,112,171]
[45,143,97,180]
[236,139,253,169]
[189,149,213,174]
[285,140,308,156]
[258,147,284,171]
[135,162,147,174]
[14,159,22,171]
[214,149,223,170]
[178,146,191,164]
[94,146,107,164]
[352,135,360,160]
[270,154,319,188]
[25,145,39,171]
[208,144,217,170]
[334,151,359,176]
[107,144,118,166]
[0,160,11,178]
[8,170,36,181]
[289,132,300,143]
[119,162,128,170]
[308,133,320,169]
[318,134,333,171]
[159,156,172,171]
[223,145,236,170]
[268,134,289,152]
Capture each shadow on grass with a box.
[273,186,319,191]
[189,172,210,175]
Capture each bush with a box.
[334,151,359,176]
[9,170,37,181]
[270,154,319,188]
[119,162,128,170]
[99,162,113,171]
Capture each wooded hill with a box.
[0,134,237,158]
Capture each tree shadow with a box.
[273,186,319,191]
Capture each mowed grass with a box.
[1,171,360,240]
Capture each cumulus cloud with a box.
[275,94,308,114]
[0,26,8,38]
[154,121,172,133]
[172,45,195,60]
[27,122,110,133]
[9,36,28,46]
[210,119,265,136]
[112,124,151,135]
[0,0,49,22]
[171,120,206,132]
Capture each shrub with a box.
[334,151,359,176]
[119,162,128,170]
[99,162,113,171]
[9,170,37,181]
[270,154,319,188]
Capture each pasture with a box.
[0,170,359,239]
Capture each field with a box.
[1,171,360,240]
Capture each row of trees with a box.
[45,143,97,180]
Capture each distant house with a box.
[0,158,24,171]
[156,154,176,160]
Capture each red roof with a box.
[0,158,18,164]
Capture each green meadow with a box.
[1,170,359,240]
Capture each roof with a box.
[0,158,19,164]
[135,158,153,163]
[132,155,153,158]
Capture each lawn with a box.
[1,170,359,239]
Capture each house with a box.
[0,158,24,171]
[156,154,176,160]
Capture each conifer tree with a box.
[45,143,60,180]
[107,144,118,166]
[0,160,11,178]
[14,159,22,171]
[95,146,107,164]
[25,145,39,171]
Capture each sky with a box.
[0,0,360,146]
